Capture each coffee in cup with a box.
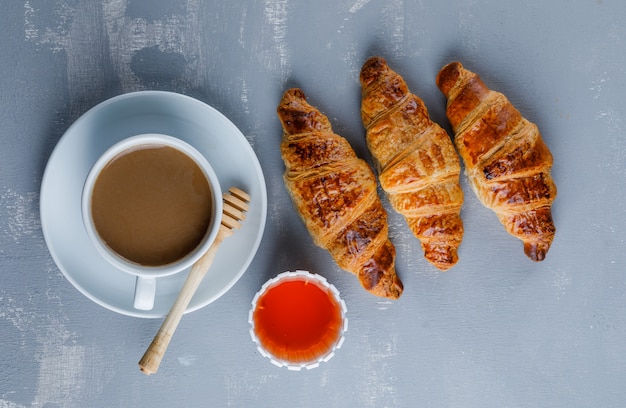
[82,134,222,311]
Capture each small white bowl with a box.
[249,270,348,370]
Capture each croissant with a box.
[360,56,464,271]
[436,62,556,261]
[277,88,403,299]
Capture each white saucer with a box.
[40,91,268,318]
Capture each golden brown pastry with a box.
[436,61,556,261]
[277,88,403,299]
[360,56,464,271]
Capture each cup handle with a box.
[134,276,156,310]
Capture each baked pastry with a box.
[436,62,557,261]
[360,56,464,271]
[277,88,403,299]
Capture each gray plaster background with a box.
[1,0,625,407]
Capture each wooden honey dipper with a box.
[139,187,250,375]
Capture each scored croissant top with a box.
[278,88,403,299]
[436,62,557,261]
[360,56,464,271]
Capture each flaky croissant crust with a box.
[437,62,556,261]
[278,88,403,299]
[360,56,464,270]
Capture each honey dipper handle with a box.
[138,231,226,375]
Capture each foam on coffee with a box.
[90,144,213,266]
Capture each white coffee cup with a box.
[81,134,222,311]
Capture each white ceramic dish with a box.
[40,91,267,318]
[248,270,348,371]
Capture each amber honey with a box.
[251,272,345,366]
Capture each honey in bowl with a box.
[249,270,347,370]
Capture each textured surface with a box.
[2,0,626,407]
